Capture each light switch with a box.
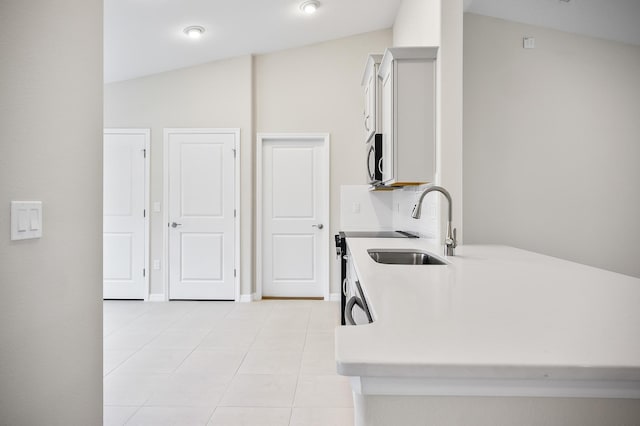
[153,202,161,212]
[29,209,40,230]
[17,209,29,232]
[11,201,43,241]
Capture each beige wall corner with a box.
[0,0,104,423]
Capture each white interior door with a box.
[260,135,329,298]
[167,129,236,300]
[103,129,149,300]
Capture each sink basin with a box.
[367,249,447,265]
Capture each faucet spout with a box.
[412,185,457,256]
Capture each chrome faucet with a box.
[411,185,457,256]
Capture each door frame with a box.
[162,128,241,302]
[103,128,151,300]
[256,133,331,301]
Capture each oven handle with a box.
[345,296,362,326]
[345,295,372,326]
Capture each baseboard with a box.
[239,293,259,303]
[327,293,341,302]
[239,293,338,302]
[262,296,323,300]
[148,293,165,302]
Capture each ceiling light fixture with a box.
[183,25,205,39]
[300,0,320,14]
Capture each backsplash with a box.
[392,185,438,239]
[340,185,437,238]
[339,185,394,231]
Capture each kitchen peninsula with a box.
[335,238,640,425]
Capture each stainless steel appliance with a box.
[335,230,418,325]
[365,133,383,185]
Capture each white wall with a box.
[104,55,253,297]
[393,0,441,46]
[104,29,393,298]
[0,1,104,424]
[355,393,640,426]
[463,13,640,278]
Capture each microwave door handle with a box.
[367,145,375,180]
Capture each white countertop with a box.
[335,239,640,387]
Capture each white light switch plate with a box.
[523,37,535,49]
[11,201,43,240]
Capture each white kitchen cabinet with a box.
[378,47,438,187]
[361,54,383,142]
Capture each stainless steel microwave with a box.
[366,133,383,185]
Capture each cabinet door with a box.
[364,73,376,142]
[380,69,394,184]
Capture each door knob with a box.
[170,222,182,228]
[312,224,324,230]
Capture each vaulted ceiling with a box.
[104,0,403,82]
[105,0,640,83]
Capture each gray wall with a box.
[463,13,640,278]
[0,1,104,424]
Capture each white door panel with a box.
[103,130,148,300]
[104,233,133,279]
[261,136,328,298]
[272,234,315,280]
[181,233,223,280]
[167,130,236,300]
[272,147,316,218]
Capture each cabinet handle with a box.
[378,157,383,174]
[364,114,371,132]
[342,278,348,297]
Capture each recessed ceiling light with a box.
[183,26,205,40]
[300,0,320,14]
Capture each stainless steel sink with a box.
[367,249,447,265]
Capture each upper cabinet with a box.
[378,47,438,187]
[361,54,383,142]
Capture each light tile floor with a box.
[104,300,353,426]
